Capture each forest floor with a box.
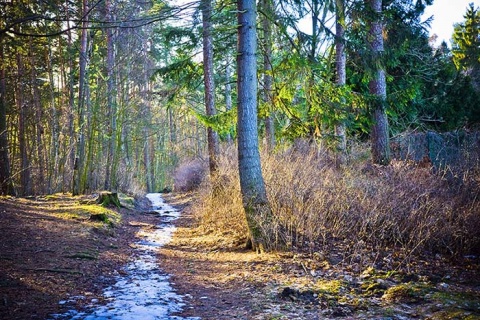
[0,193,163,319]
[0,192,479,319]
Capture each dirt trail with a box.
[0,193,479,319]
[52,193,199,319]
[0,193,196,319]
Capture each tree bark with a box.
[335,0,347,166]
[237,0,274,253]
[367,0,390,165]
[202,0,220,175]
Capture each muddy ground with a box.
[0,193,479,319]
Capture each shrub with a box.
[191,141,480,263]
[173,159,207,192]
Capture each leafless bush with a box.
[173,159,207,192]
[191,142,480,261]
[191,145,248,243]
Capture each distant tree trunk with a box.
[306,0,320,142]
[0,35,15,196]
[104,0,117,190]
[15,50,32,196]
[83,63,93,192]
[143,70,154,193]
[237,0,274,253]
[261,0,275,151]
[65,9,76,192]
[335,0,347,166]
[201,0,220,175]
[46,38,60,193]
[224,59,233,144]
[367,0,390,165]
[29,38,46,194]
[74,0,89,195]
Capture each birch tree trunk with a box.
[367,0,390,165]
[202,0,220,175]
[237,0,274,253]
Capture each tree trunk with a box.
[16,50,32,196]
[335,0,347,166]
[74,0,89,195]
[202,0,220,175]
[306,0,320,142]
[237,0,275,253]
[143,75,154,193]
[104,0,117,190]
[46,38,60,193]
[29,38,46,194]
[224,59,233,144]
[367,0,390,165]
[261,0,275,151]
[0,35,15,196]
[65,9,76,193]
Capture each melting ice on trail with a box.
[51,193,199,320]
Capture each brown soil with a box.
[0,193,161,319]
[1,193,479,320]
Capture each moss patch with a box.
[382,282,431,303]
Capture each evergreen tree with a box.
[366,0,390,165]
[237,0,274,253]
[453,3,480,90]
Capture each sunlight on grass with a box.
[314,279,344,295]
[41,196,122,227]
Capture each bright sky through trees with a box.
[422,0,479,47]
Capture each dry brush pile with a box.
[182,142,480,265]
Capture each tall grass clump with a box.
[191,142,480,261]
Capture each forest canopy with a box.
[0,0,479,197]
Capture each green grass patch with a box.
[54,203,121,227]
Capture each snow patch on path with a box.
[51,193,199,320]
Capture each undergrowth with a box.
[190,142,480,264]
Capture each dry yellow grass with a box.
[190,142,480,262]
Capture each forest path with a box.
[52,193,199,320]
[1,193,478,319]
